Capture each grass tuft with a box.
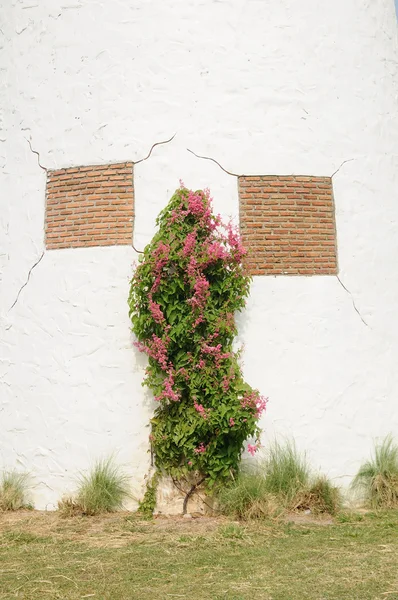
[217,440,340,519]
[216,470,282,520]
[294,476,341,515]
[58,458,131,516]
[0,471,31,511]
[57,495,82,517]
[352,435,398,508]
[262,439,310,501]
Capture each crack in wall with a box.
[336,275,369,327]
[330,159,355,179]
[8,252,44,312]
[187,147,239,177]
[187,149,356,183]
[134,133,176,165]
[132,133,177,253]
[26,138,47,171]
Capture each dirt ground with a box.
[0,508,335,548]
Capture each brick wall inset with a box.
[239,175,337,276]
[46,162,134,250]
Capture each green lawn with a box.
[0,510,397,599]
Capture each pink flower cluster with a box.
[155,370,181,403]
[202,343,222,355]
[194,276,210,300]
[152,241,170,271]
[226,222,247,263]
[194,442,207,454]
[202,342,231,367]
[149,299,165,324]
[222,376,230,392]
[255,395,268,418]
[187,275,210,316]
[240,391,268,419]
[194,400,210,420]
[247,443,259,456]
[206,240,228,262]
[187,190,208,217]
[183,231,197,256]
[187,255,198,279]
[134,333,169,371]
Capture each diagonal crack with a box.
[330,159,355,179]
[8,252,45,312]
[186,148,239,177]
[132,133,177,253]
[25,138,47,171]
[134,133,176,165]
[336,275,369,327]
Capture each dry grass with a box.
[217,441,341,519]
[352,436,398,508]
[0,510,397,599]
[0,471,31,511]
[58,458,131,516]
[293,476,342,515]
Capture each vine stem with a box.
[182,476,207,515]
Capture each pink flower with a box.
[187,255,198,279]
[148,298,165,324]
[152,241,170,272]
[183,231,197,256]
[226,222,247,262]
[229,417,235,427]
[202,343,222,355]
[194,401,209,420]
[194,276,210,297]
[134,337,168,369]
[194,443,207,454]
[187,276,210,316]
[247,444,257,456]
[187,191,206,216]
[154,370,181,402]
[222,376,230,392]
[188,460,193,466]
[177,367,189,380]
[202,342,231,367]
[255,395,268,418]
[207,240,228,261]
[193,315,204,328]
[240,391,268,419]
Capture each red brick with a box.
[238,175,336,276]
[46,162,134,250]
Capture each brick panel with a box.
[45,162,134,250]
[239,176,337,276]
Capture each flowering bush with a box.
[128,186,267,488]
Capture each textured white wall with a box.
[1,0,397,509]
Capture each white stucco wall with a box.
[1,0,397,509]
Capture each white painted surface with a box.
[1,0,397,508]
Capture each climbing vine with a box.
[128,185,267,489]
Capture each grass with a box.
[263,439,310,501]
[216,470,282,519]
[294,475,341,514]
[0,471,31,511]
[217,440,341,519]
[352,435,398,508]
[0,509,397,599]
[58,458,131,516]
